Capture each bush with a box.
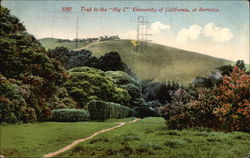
[141,80,182,104]
[48,87,77,109]
[146,100,162,107]
[162,67,250,132]
[51,109,89,122]
[106,71,142,107]
[0,78,37,123]
[161,88,219,130]
[47,47,98,69]
[134,106,160,118]
[0,6,68,123]
[192,72,222,88]
[87,100,133,121]
[213,66,250,132]
[47,48,135,77]
[65,67,131,107]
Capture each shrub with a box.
[213,66,250,132]
[48,48,135,77]
[134,106,160,118]
[0,6,68,123]
[106,71,142,107]
[87,100,133,121]
[65,67,131,107]
[161,88,219,130]
[132,100,162,118]
[142,80,182,104]
[51,109,89,122]
[47,87,77,109]
[0,78,37,123]
[162,67,250,132]
[98,52,134,76]
[146,100,162,107]
[193,72,222,88]
[47,47,98,69]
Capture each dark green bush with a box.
[51,109,89,122]
[87,100,133,121]
[146,100,161,107]
[48,87,77,109]
[65,67,131,107]
[134,106,160,118]
[106,71,143,107]
[0,77,37,123]
[0,6,68,123]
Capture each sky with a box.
[2,0,250,63]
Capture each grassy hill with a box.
[39,39,234,84]
[39,38,89,50]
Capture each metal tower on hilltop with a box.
[75,15,79,49]
[136,16,152,51]
[52,10,82,49]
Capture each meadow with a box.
[1,118,249,158]
[0,120,124,157]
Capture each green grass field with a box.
[39,38,235,84]
[59,117,250,158]
[0,119,130,157]
[1,118,249,158]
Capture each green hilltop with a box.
[39,38,88,50]
[39,39,234,84]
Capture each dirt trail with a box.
[74,41,103,51]
[43,118,140,158]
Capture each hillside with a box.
[39,39,234,84]
[39,38,90,50]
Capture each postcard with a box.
[0,0,249,157]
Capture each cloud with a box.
[150,21,171,34]
[120,21,171,39]
[203,23,233,42]
[176,24,202,42]
[176,23,233,43]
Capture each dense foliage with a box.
[161,66,250,132]
[47,47,134,77]
[0,76,37,123]
[87,100,133,121]
[105,71,163,117]
[97,52,132,75]
[134,106,160,118]
[47,47,98,69]
[213,66,250,132]
[51,109,89,122]
[106,71,143,107]
[161,88,219,130]
[0,6,70,123]
[65,67,131,107]
[193,72,222,88]
[141,80,183,104]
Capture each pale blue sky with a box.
[2,0,249,63]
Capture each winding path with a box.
[43,118,140,158]
[74,41,103,51]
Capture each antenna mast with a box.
[75,15,79,48]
